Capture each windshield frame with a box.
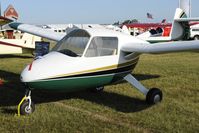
[52,29,91,57]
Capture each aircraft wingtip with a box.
[9,22,23,29]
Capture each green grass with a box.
[0,52,199,133]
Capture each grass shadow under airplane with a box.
[0,70,160,114]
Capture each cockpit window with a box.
[85,37,118,57]
[52,29,90,57]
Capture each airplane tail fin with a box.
[170,8,199,40]
[4,4,19,20]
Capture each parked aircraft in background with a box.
[190,24,199,40]
[0,4,41,55]
[0,31,41,55]
[122,9,199,43]
[122,19,172,36]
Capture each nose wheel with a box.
[18,90,35,115]
[20,100,35,115]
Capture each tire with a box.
[146,88,163,104]
[194,35,199,40]
[20,100,35,115]
[90,86,104,93]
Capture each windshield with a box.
[52,29,90,57]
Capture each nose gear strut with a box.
[17,89,35,116]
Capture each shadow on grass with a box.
[134,74,160,81]
[0,70,160,114]
[1,108,17,115]
[0,70,25,108]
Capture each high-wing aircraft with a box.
[9,8,199,115]
[120,7,199,43]
[122,19,171,36]
[0,32,41,55]
[0,5,42,55]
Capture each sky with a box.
[1,0,199,24]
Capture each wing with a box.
[9,22,65,41]
[121,40,199,54]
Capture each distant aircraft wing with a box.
[121,40,199,54]
[9,22,65,41]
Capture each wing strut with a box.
[124,74,149,95]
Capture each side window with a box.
[192,29,199,32]
[85,37,118,57]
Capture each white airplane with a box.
[9,8,199,115]
[0,32,41,55]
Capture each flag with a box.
[147,13,153,19]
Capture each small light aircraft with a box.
[9,8,199,115]
[0,5,41,55]
[121,6,198,43]
[122,19,171,36]
[0,32,41,55]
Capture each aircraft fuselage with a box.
[21,51,139,91]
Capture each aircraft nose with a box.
[20,55,48,83]
[20,65,30,82]
[20,62,35,83]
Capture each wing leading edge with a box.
[9,22,65,42]
[121,41,199,54]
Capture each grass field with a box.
[0,52,199,133]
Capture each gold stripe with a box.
[49,57,139,79]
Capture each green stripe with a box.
[26,74,115,92]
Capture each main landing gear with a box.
[124,74,163,104]
[18,90,35,115]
